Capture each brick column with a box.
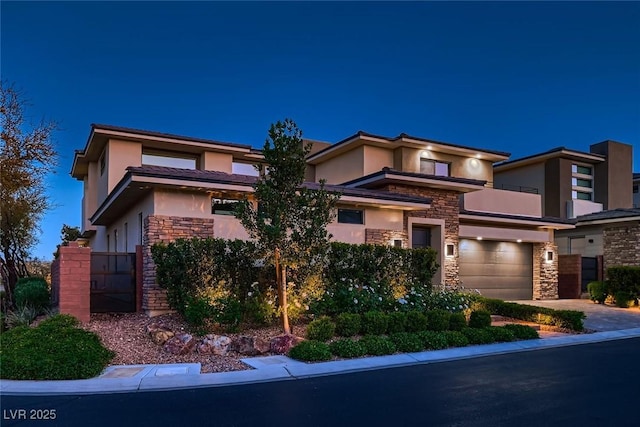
[57,242,91,322]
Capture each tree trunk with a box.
[275,248,291,335]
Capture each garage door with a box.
[459,239,533,300]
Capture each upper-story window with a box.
[420,159,450,177]
[571,163,593,201]
[99,151,106,176]
[232,162,259,176]
[633,184,639,194]
[142,151,196,169]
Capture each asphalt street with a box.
[2,337,639,427]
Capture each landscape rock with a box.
[163,333,196,355]
[146,323,175,345]
[231,335,271,356]
[270,334,303,354]
[198,335,233,355]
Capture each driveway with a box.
[511,299,640,331]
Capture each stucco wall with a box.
[462,188,542,217]
[315,146,364,184]
[494,162,546,209]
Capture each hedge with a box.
[607,267,640,300]
[471,297,585,331]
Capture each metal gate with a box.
[90,252,136,312]
[581,257,598,293]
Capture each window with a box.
[106,234,110,252]
[634,185,639,194]
[124,222,128,252]
[232,162,259,176]
[142,152,196,169]
[571,163,594,201]
[337,208,364,224]
[212,198,240,215]
[420,159,449,176]
[113,229,118,253]
[572,190,592,201]
[571,164,592,175]
[138,212,143,245]
[99,151,106,176]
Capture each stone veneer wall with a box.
[380,184,461,285]
[602,222,640,274]
[533,242,559,300]
[365,229,408,247]
[143,215,215,315]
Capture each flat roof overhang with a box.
[344,169,487,193]
[90,174,432,226]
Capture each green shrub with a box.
[0,312,5,333]
[461,327,495,345]
[329,339,367,358]
[212,297,243,331]
[184,297,213,329]
[449,312,467,331]
[469,310,492,329]
[405,310,428,332]
[0,315,114,380]
[587,281,608,304]
[486,326,516,342]
[443,331,469,347]
[306,317,336,342]
[4,306,38,329]
[387,312,408,333]
[360,335,396,356]
[334,313,361,337]
[471,297,585,331]
[389,332,424,352]
[503,324,539,340]
[417,331,448,350]
[606,266,640,300]
[361,311,388,335]
[14,277,50,312]
[289,340,332,362]
[426,310,451,331]
[614,291,632,308]
[37,314,79,331]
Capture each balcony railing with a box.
[486,182,539,194]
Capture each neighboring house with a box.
[493,141,633,220]
[71,125,572,316]
[633,173,640,208]
[492,140,637,293]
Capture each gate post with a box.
[58,242,91,322]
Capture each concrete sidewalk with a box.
[3,327,640,396]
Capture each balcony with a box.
[567,199,603,219]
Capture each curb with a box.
[2,328,640,396]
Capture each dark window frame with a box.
[337,208,364,224]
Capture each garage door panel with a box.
[459,239,533,300]
[477,288,533,301]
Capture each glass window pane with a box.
[212,198,239,215]
[338,209,364,224]
[435,162,449,177]
[576,165,592,175]
[142,153,196,169]
[232,162,259,176]
[576,178,592,188]
[420,159,435,175]
[576,191,591,201]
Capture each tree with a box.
[236,119,340,334]
[54,224,81,258]
[0,81,58,306]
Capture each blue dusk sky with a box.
[2,1,639,260]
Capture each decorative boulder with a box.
[270,334,303,354]
[163,333,196,355]
[231,335,271,356]
[198,335,233,356]
[146,323,175,345]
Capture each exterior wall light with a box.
[445,243,455,257]
[545,250,554,262]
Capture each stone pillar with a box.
[142,215,215,316]
[533,242,559,300]
[57,242,91,322]
[603,223,640,275]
